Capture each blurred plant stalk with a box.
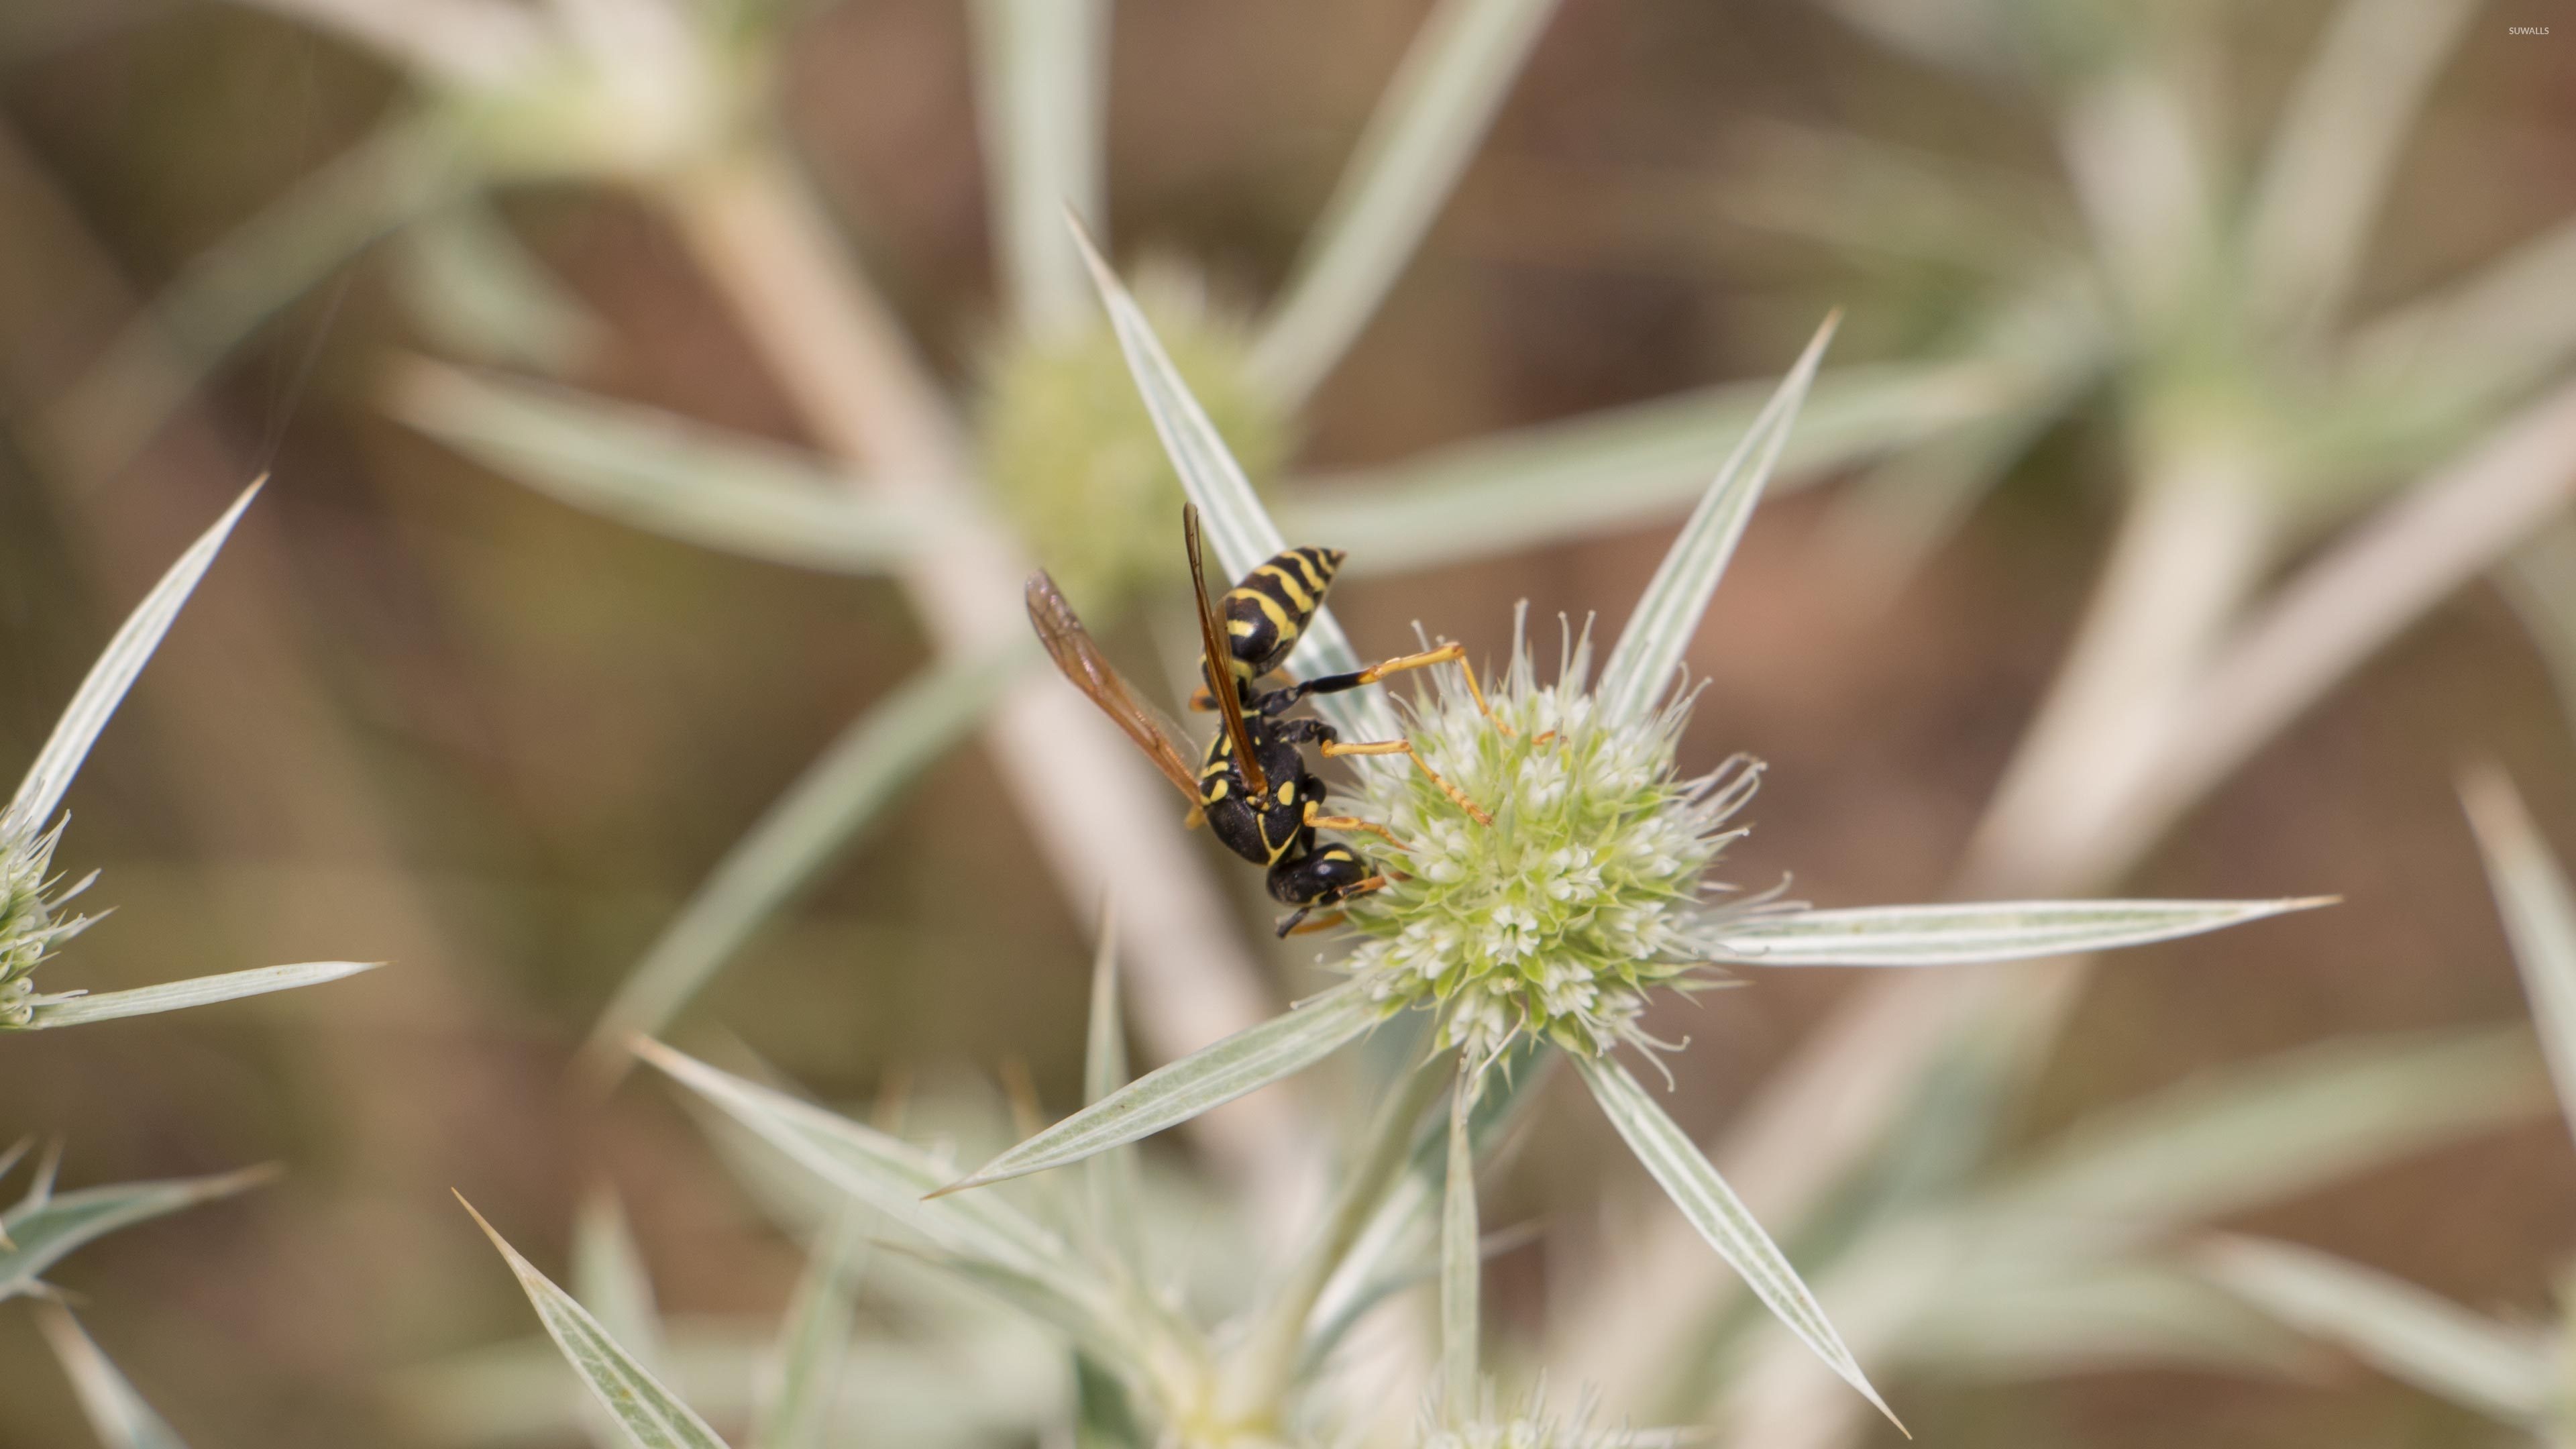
[647,133,1316,1204]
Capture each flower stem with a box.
[1217,1050,1456,1424]
[1440,1070,1482,1417]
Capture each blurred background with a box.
[2,1,2573,1444]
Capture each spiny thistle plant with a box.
[0,484,376,1031]
[912,234,2328,1428]
[440,237,2334,1449]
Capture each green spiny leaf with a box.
[1,1161,274,1302]
[936,981,1380,1195]
[458,1196,729,1449]
[5,484,259,843]
[1248,0,1563,406]
[1594,314,1838,726]
[24,961,383,1030]
[1574,1052,1902,1432]
[1065,217,1389,743]
[1707,897,2331,968]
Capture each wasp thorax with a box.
[979,262,1288,608]
[1338,622,1760,1067]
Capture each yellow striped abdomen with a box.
[1221,545,1345,679]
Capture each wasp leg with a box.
[1320,738,1495,826]
[1284,643,1511,733]
[1301,800,1406,851]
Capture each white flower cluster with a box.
[1415,1386,1625,1449]
[0,821,97,1028]
[1339,621,1761,1067]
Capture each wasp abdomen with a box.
[1222,546,1346,680]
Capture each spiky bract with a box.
[0,822,98,1029]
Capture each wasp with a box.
[1026,504,1506,936]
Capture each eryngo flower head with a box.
[1339,609,1770,1069]
[980,262,1289,608]
[0,820,99,1028]
[1416,1385,1627,1449]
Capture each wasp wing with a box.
[1025,570,1206,803]
[1183,504,1269,794]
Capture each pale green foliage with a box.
[2198,1235,2558,1426]
[0,1146,274,1303]
[4,486,258,845]
[753,1218,867,1449]
[390,199,604,372]
[969,0,1107,338]
[2464,769,2576,1136]
[385,360,936,576]
[979,264,1289,608]
[1334,617,2318,1068]
[946,244,2336,1425]
[130,5,2552,1442]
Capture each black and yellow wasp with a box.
[1025,504,1504,935]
